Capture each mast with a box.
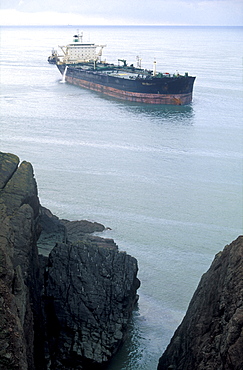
[153,60,157,76]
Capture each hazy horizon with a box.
[1,0,242,26]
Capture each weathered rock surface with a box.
[44,241,139,369]
[158,236,243,370]
[0,151,140,369]
[37,206,67,256]
[0,152,44,370]
[37,206,109,256]
[39,208,140,368]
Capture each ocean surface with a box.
[0,25,242,369]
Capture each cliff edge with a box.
[158,236,243,370]
[0,152,42,369]
[0,152,140,369]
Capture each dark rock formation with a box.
[37,206,67,256]
[0,152,44,370]
[61,218,106,237]
[39,208,140,369]
[0,152,140,369]
[158,236,243,370]
[44,241,139,369]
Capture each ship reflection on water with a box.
[100,93,195,124]
[124,103,194,123]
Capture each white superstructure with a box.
[58,32,106,64]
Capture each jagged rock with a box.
[60,219,105,238]
[44,241,140,368]
[37,206,67,256]
[0,152,19,189]
[157,236,243,370]
[0,152,44,370]
[38,207,140,368]
[0,151,140,370]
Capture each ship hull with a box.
[57,64,195,105]
[66,75,192,105]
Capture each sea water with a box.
[0,26,242,369]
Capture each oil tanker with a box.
[48,32,196,105]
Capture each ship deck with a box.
[69,63,178,81]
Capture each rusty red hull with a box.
[48,33,195,105]
[66,75,192,105]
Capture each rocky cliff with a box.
[0,152,140,369]
[158,236,243,370]
[39,208,140,369]
[0,152,44,369]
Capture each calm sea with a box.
[0,26,242,369]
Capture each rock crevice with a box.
[0,152,140,370]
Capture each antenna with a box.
[153,59,157,76]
